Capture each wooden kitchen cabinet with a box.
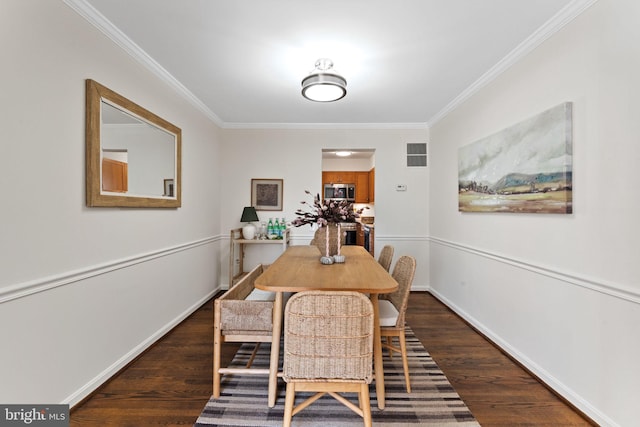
[323,171,356,184]
[368,167,375,203]
[102,158,128,193]
[355,172,369,203]
[323,170,375,204]
[356,223,365,246]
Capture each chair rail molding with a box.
[0,235,223,304]
[429,236,639,305]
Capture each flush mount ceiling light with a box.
[301,58,347,102]
[335,151,352,157]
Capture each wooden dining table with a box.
[254,245,398,410]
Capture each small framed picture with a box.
[251,179,283,211]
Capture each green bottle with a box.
[267,218,274,237]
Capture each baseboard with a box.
[65,288,220,408]
[427,288,611,427]
[410,283,429,292]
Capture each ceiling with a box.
[74,0,585,128]
[322,149,375,160]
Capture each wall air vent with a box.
[407,143,427,167]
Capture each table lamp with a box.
[240,206,259,240]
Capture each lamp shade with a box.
[240,206,259,223]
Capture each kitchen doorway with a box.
[321,149,376,252]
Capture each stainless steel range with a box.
[339,222,357,245]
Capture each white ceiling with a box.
[322,149,375,160]
[72,0,589,128]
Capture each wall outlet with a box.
[396,184,407,191]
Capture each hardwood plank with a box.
[70,291,594,426]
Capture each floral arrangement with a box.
[291,190,366,227]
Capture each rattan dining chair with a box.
[282,291,374,427]
[378,255,416,393]
[377,245,394,272]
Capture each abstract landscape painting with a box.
[458,102,573,214]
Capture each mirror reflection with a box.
[101,102,176,197]
[86,79,181,208]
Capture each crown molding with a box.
[65,0,598,130]
[220,122,429,130]
[65,0,425,131]
[63,0,225,127]
[427,0,600,127]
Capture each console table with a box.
[228,228,290,286]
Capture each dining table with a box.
[254,244,398,410]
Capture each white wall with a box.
[322,156,374,171]
[429,0,639,425]
[220,128,430,289]
[0,0,222,405]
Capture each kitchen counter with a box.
[339,222,358,231]
[357,220,374,229]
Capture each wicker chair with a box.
[377,245,394,272]
[282,291,374,427]
[213,264,275,399]
[378,255,416,393]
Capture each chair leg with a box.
[386,336,394,358]
[245,342,261,368]
[399,329,411,393]
[283,382,295,427]
[213,330,222,398]
[361,383,372,427]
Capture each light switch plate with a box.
[396,184,407,191]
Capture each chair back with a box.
[387,256,416,328]
[218,264,273,335]
[377,245,394,271]
[283,291,374,382]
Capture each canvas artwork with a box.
[458,102,573,214]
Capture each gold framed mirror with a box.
[86,79,181,208]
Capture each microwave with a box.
[324,183,355,202]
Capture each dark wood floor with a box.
[70,292,594,426]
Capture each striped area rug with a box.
[195,328,479,426]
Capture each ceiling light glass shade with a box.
[335,151,352,157]
[301,59,347,102]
